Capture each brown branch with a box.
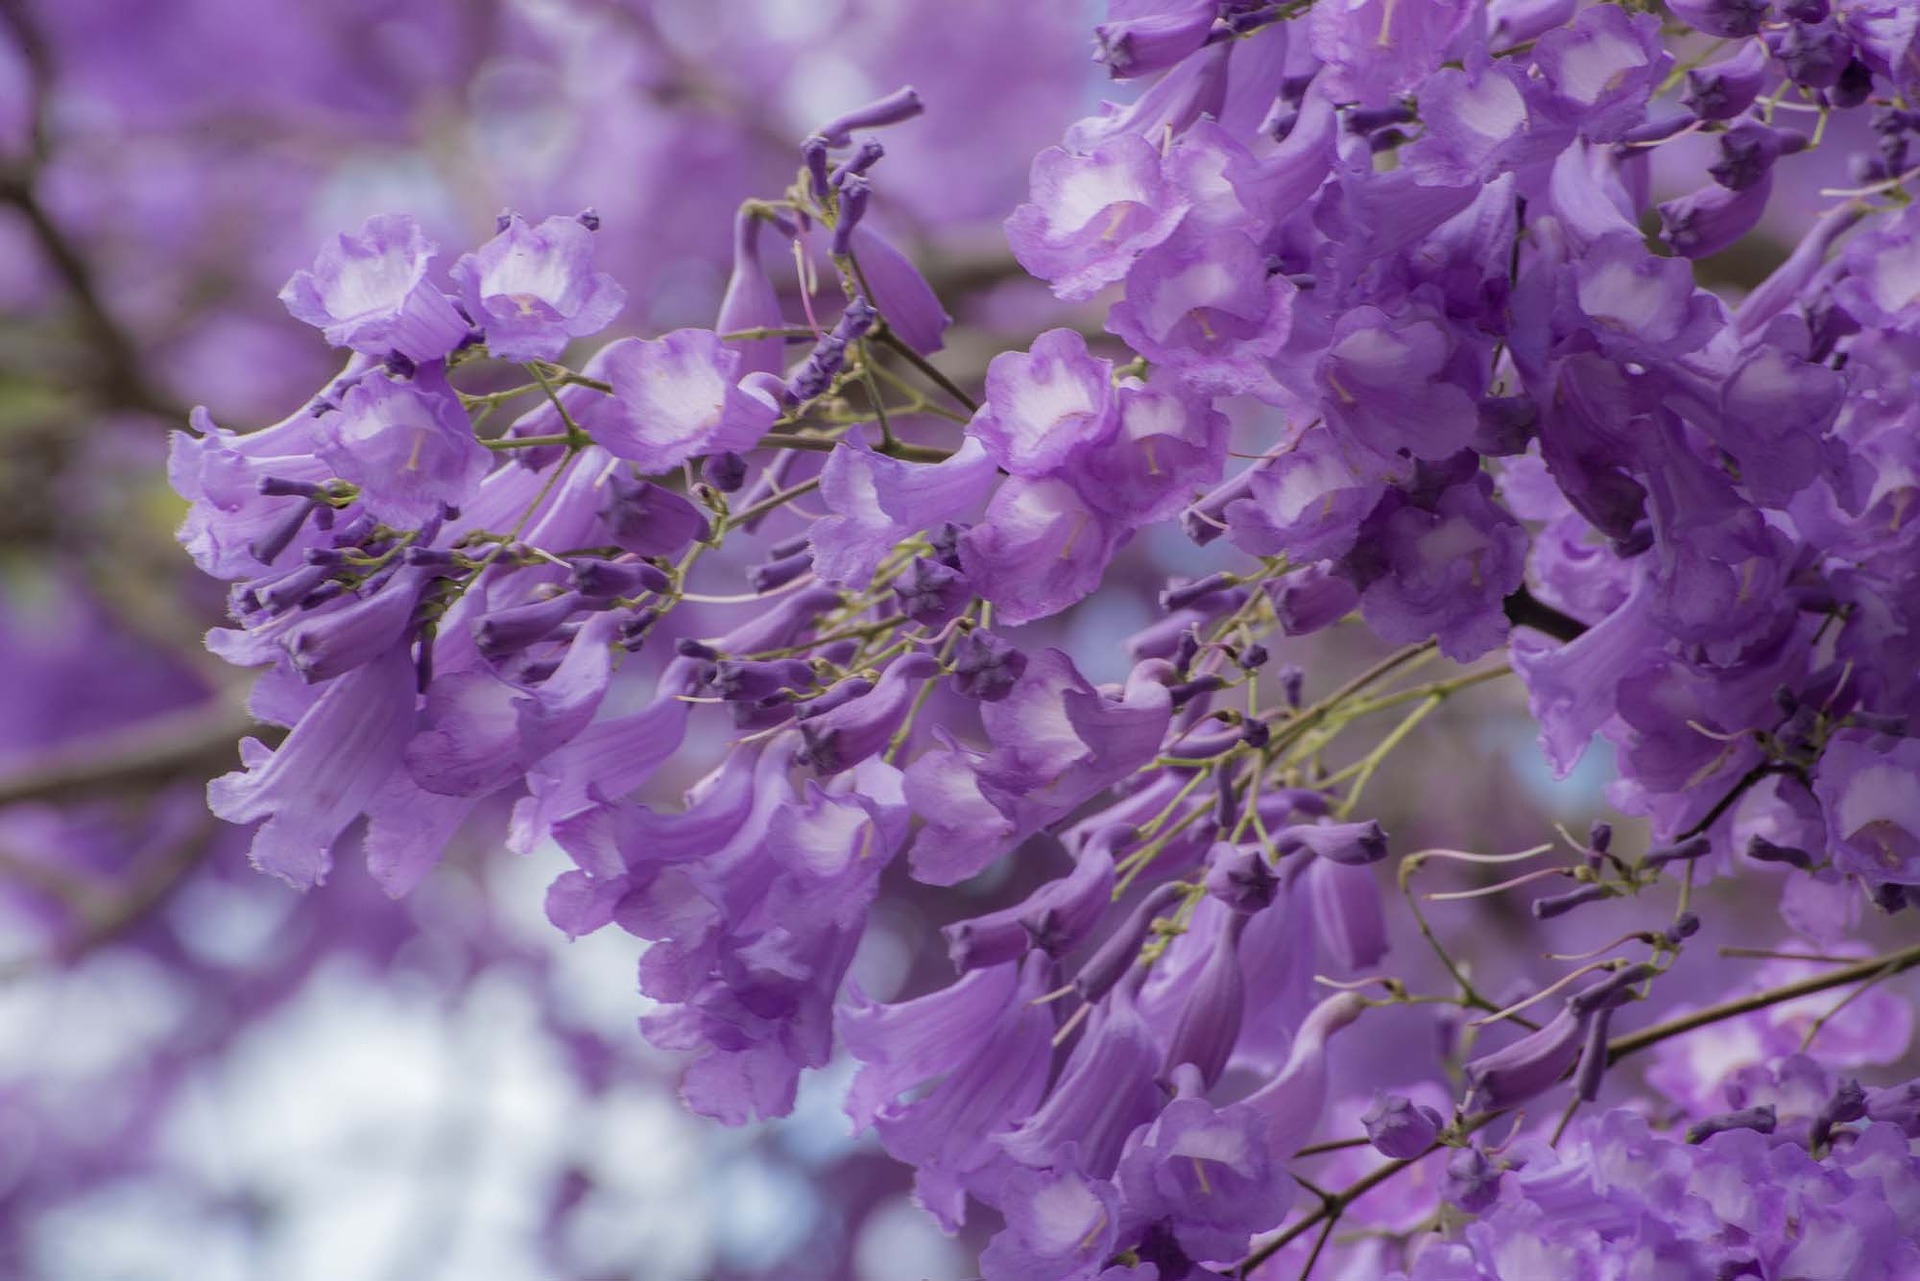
[0,698,260,808]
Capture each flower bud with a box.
[1094,6,1216,80]
[1686,1104,1777,1143]
[1278,819,1388,866]
[1205,843,1278,914]
[1362,1093,1443,1160]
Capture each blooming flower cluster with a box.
[155,1,1920,1277]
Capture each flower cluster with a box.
[162,2,1920,1277]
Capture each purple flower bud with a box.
[1712,122,1809,192]
[1094,6,1216,80]
[1239,643,1269,671]
[249,562,337,614]
[1205,843,1278,914]
[831,177,870,257]
[1269,564,1361,636]
[1168,674,1224,708]
[893,557,967,625]
[1810,1079,1868,1150]
[802,135,831,199]
[1570,963,1657,1016]
[1865,1082,1920,1135]
[1532,881,1614,920]
[1183,469,1255,546]
[1444,1147,1504,1213]
[748,548,813,593]
[284,577,423,683]
[475,591,582,660]
[1667,0,1769,37]
[707,658,815,704]
[944,832,1118,971]
[813,86,923,148]
[701,450,748,493]
[1161,571,1238,613]
[1278,664,1304,708]
[1660,175,1772,259]
[1642,835,1713,869]
[1832,57,1873,109]
[1465,1006,1584,1111]
[1073,882,1187,1003]
[949,630,1028,703]
[1771,18,1850,91]
[1686,1105,1778,1143]
[1683,42,1768,120]
[1362,1093,1443,1160]
[571,558,670,600]
[599,475,710,557]
[799,652,938,773]
[829,139,885,186]
[249,498,322,566]
[1665,911,1702,945]
[1572,1004,1614,1101]
[1278,819,1388,866]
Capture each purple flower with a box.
[846,223,950,355]
[279,213,469,363]
[1319,306,1481,467]
[1225,429,1382,564]
[1530,5,1670,143]
[1078,371,1229,527]
[1160,911,1247,1089]
[959,476,1124,624]
[943,832,1115,970]
[451,213,625,362]
[811,434,995,587]
[798,653,940,775]
[1108,221,1293,399]
[841,955,1055,1231]
[1309,0,1473,108]
[1659,174,1774,260]
[1815,733,1920,885]
[172,398,339,578]
[206,645,417,888]
[1005,134,1188,301]
[1464,1006,1585,1111]
[967,328,1118,477]
[716,209,787,378]
[585,331,779,473]
[979,1164,1121,1281]
[1406,61,1557,186]
[1000,976,1164,1179]
[1344,473,1528,662]
[1243,992,1368,1158]
[1301,855,1388,972]
[315,368,488,527]
[971,650,1173,838]
[1114,1089,1284,1264]
[902,733,1020,886]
